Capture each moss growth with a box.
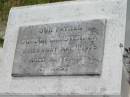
[0,38,4,47]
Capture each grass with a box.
[0,0,67,47]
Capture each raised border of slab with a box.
[0,0,128,97]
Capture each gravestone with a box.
[0,0,128,97]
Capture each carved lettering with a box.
[12,19,106,76]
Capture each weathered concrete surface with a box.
[0,0,128,97]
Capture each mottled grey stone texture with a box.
[12,19,106,76]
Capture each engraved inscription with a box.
[12,19,106,76]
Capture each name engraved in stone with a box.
[12,19,106,77]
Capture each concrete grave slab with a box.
[0,0,128,97]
